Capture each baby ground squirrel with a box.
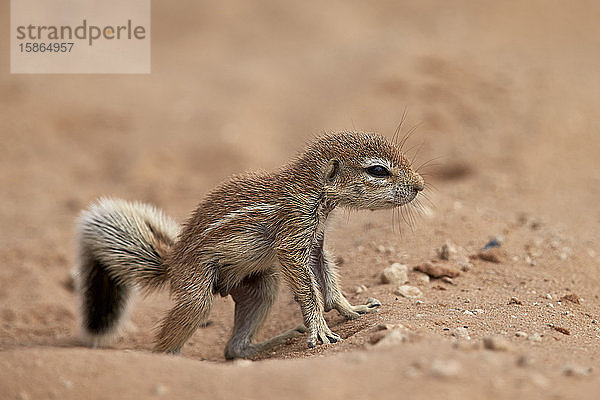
[76,131,424,358]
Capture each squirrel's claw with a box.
[307,324,341,348]
[350,297,382,315]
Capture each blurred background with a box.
[2,0,599,225]
[1,0,600,397]
[2,0,599,224]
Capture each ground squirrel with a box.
[76,131,424,358]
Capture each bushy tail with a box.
[75,197,179,347]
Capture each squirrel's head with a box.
[313,132,424,210]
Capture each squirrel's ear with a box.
[326,159,340,182]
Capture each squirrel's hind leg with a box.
[224,270,304,359]
[154,270,216,354]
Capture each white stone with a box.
[380,263,408,284]
[452,327,470,340]
[562,364,592,377]
[394,285,423,299]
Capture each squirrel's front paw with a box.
[307,323,340,348]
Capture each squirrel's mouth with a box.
[371,192,417,211]
[393,187,419,207]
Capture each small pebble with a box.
[552,325,570,335]
[394,285,423,299]
[441,276,455,285]
[376,245,394,254]
[525,255,536,266]
[371,329,410,347]
[414,262,460,279]
[515,331,528,338]
[354,285,368,294]
[562,364,592,377]
[477,247,504,263]
[414,272,430,283]
[560,294,581,304]
[545,294,553,300]
[458,261,472,272]
[527,333,543,342]
[508,297,523,305]
[376,323,407,331]
[380,263,408,285]
[61,378,73,390]
[483,336,513,352]
[529,219,543,230]
[452,327,471,340]
[430,359,462,378]
[482,238,502,250]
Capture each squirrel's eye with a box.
[366,165,390,178]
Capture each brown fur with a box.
[76,131,424,358]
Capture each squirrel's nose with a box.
[411,172,425,192]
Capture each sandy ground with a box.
[1,0,600,399]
